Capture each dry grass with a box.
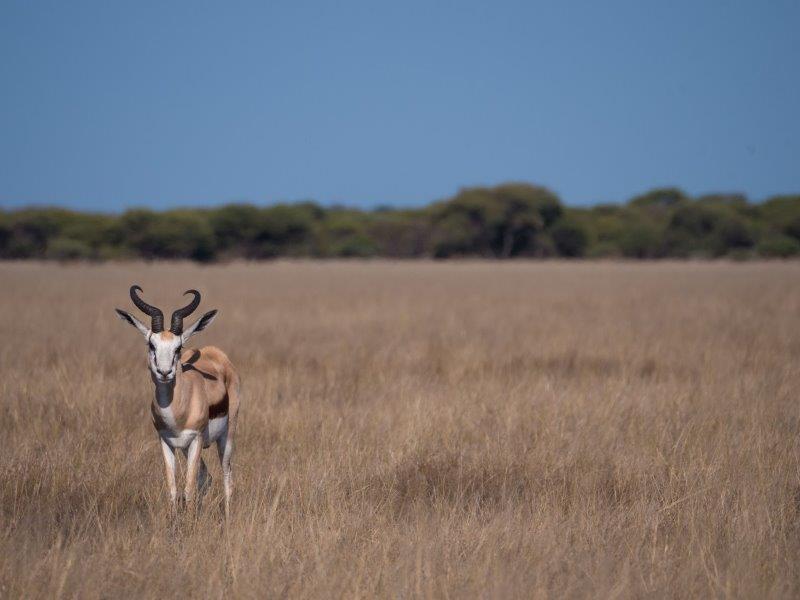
[2,260,800,599]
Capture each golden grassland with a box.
[1,260,799,598]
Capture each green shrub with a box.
[757,235,800,258]
[209,204,261,253]
[551,219,589,257]
[2,185,800,262]
[252,203,319,257]
[45,237,93,260]
[429,183,560,257]
[126,210,216,261]
[587,241,622,258]
[330,233,377,257]
[619,223,662,258]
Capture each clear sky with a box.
[1,1,798,211]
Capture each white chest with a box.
[154,403,179,431]
[160,428,199,449]
[157,415,228,450]
[154,403,194,448]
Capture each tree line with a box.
[2,184,800,261]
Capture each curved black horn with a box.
[130,285,164,332]
[170,289,201,334]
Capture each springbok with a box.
[115,286,241,517]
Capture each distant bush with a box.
[2,185,800,261]
[586,241,621,258]
[629,188,688,214]
[127,210,216,261]
[551,218,589,257]
[209,204,261,255]
[45,237,93,261]
[429,184,560,258]
[619,223,662,258]
[757,235,800,258]
[368,213,428,258]
[663,204,755,257]
[317,210,377,258]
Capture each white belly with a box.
[203,416,228,447]
[160,428,199,449]
[158,416,228,449]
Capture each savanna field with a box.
[1,260,800,599]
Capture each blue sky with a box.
[1,1,798,211]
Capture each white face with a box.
[147,332,183,383]
[115,307,218,384]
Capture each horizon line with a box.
[2,183,798,215]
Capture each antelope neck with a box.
[152,366,184,409]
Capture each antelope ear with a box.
[181,310,218,343]
[115,309,150,337]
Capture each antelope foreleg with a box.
[159,437,178,511]
[183,435,203,507]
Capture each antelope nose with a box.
[157,368,170,377]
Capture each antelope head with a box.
[116,286,218,383]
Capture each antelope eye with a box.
[148,342,155,351]
[176,346,182,355]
